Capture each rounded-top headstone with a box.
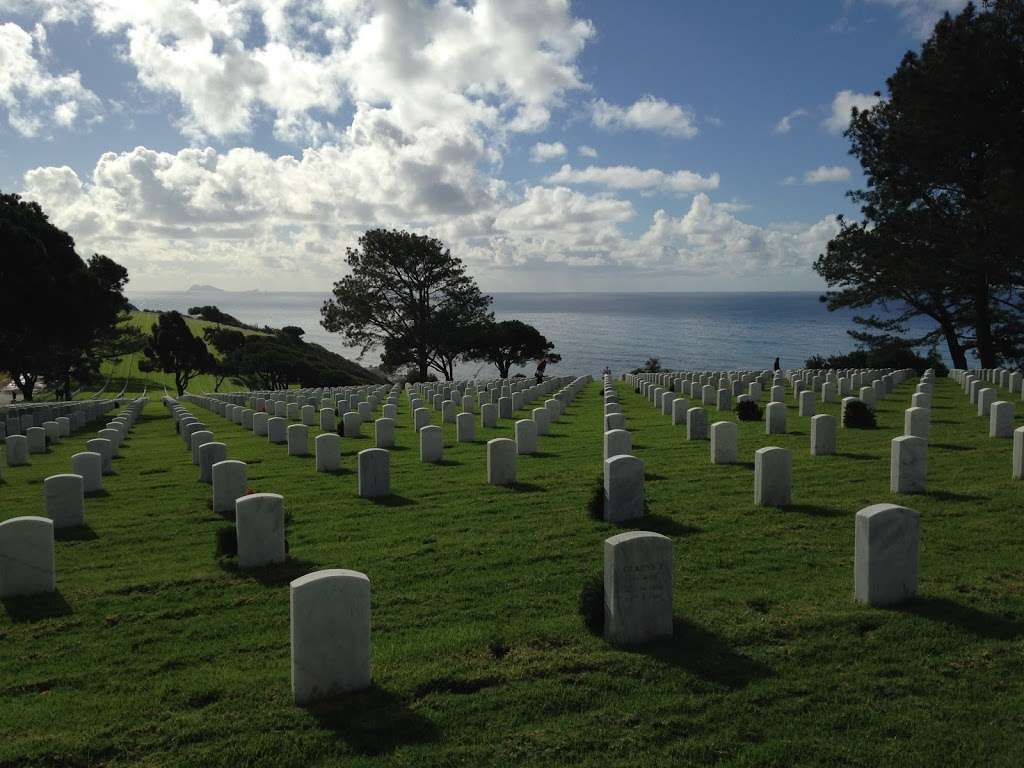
[71,452,103,493]
[854,503,919,607]
[44,474,85,529]
[290,569,372,704]
[603,531,673,646]
[0,516,55,598]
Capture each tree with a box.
[139,312,215,395]
[188,305,249,328]
[201,327,247,392]
[814,1,1024,369]
[0,193,131,401]
[468,320,560,378]
[321,229,493,380]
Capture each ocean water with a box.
[128,289,941,379]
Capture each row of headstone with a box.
[598,498,920,652]
[0,397,147,598]
[623,369,845,460]
[164,397,299,570]
[949,368,1024,480]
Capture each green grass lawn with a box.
[71,310,270,399]
[1,376,1022,766]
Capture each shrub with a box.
[215,526,238,557]
[843,400,877,429]
[578,572,605,635]
[736,399,761,421]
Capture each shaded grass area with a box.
[1,377,1023,766]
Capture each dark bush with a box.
[843,399,877,429]
[215,526,238,557]
[736,399,761,421]
[578,572,605,635]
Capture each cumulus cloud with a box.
[774,108,808,134]
[632,193,840,274]
[529,141,567,163]
[804,165,851,184]
[22,143,836,285]
[36,0,594,146]
[823,89,881,134]
[0,22,102,136]
[545,164,719,194]
[578,144,598,158]
[591,95,698,138]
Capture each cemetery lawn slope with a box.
[1,377,1023,766]
[74,311,382,397]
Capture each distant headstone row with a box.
[1,397,147,598]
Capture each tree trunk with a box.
[941,324,969,370]
[972,277,998,367]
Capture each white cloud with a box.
[782,165,852,185]
[23,143,836,286]
[22,0,593,146]
[867,0,969,38]
[632,193,840,274]
[0,22,102,137]
[804,165,851,184]
[529,141,567,163]
[591,95,698,138]
[774,108,808,134]
[546,164,719,194]
[823,89,881,134]
[578,144,598,158]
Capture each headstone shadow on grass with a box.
[895,596,1022,640]
[306,684,439,755]
[217,555,321,587]
[633,617,773,690]
[369,494,416,508]
[2,591,72,623]
[579,579,771,691]
[836,452,876,461]
[508,481,545,493]
[54,524,99,542]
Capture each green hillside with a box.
[72,311,383,398]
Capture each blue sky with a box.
[0,0,968,292]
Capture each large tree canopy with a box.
[321,229,493,380]
[468,320,561,378]
[139,311,215,396]
[0,192,131,401]
[814,0,1024,368]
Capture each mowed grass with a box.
[1,376,1022,767]
[74,311,267,398]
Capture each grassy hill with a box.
[1,375,1022,765]
[73,311,382,398]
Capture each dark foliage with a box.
[188,305,253,330]
[814,1,1024,369]
[736,399,762,421]
[806,337,948,375]
[321,229,493,381]
[843,400,877,429]
[0,193,131,401]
